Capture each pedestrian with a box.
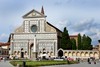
[94,59,96,64]
[78,58,80,63]
[3,57,6,62]
[87,58,91,64]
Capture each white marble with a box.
[9,8,59,59]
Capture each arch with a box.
[14,51,17,55]
[72,52,76,56]
[58,50,63,57]
[47,51,50,56]
[17,51,20,55]
[64,52,68,56]
[85,52,89,57]
[94,52,98,58]
[76,52,80,57]
[25,51,27,55]
[50,52,54,56]
[68,52,72,56]
[81,52,85,57]
[89,52,93,57]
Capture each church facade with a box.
[9,7,62,59]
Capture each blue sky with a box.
[0,0,100,45]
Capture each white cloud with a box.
[55,18,100,45]
[55,19,69,31]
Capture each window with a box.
[31,25,37,32]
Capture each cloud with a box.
[63,18,100,45]
[53,19,70,31]
[0,33,9,42]
[66,0,100,7]
[71,19,94,32]
[55,18,100,45]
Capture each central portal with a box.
[58,50,63,57]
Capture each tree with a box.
[82,34,87,50]
[61,27,68,49]
[78,33,82,50]
[71,38,76,50]
[81,34,93,50]
[87,36,93,50]
[61,27,72,50]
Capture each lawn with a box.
[10,60,78,67]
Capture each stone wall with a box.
[58,49,99,59]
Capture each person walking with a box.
[87,58,91,64]
[94,59,96,64]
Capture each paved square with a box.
[0,61,14,67]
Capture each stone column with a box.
[27,40,29,58]
[32,35,37,60]
[54,40,57,57]
[34,37,36,52]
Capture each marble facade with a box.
[9,7,62,59]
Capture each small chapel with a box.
[9,7,62,59]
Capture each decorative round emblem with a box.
[31,25,37,32]
[32,13,36,16]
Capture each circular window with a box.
[31,25,37,32]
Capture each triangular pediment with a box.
[23,9,46,18]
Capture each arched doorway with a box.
[58,50,63,57]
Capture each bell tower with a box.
[41,6,44,15]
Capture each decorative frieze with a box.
[13,33,57,40]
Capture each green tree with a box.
[87,36,93,50]
[71,38,76,50]
[81,34,87,50]
[78,33,82,50]
[61,27,72,50]
[81,34,93,50]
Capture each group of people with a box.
[87,58,96,64]
[75,57,97,64]
[0,57,7,62]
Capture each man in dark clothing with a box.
[87,58,91,64]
